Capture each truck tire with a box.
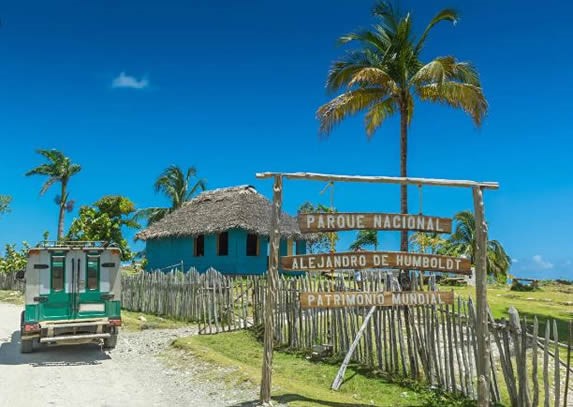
[20,311,34,353]
[20,339,33,353]
[104,334,118,349]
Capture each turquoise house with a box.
[136,185,308,275]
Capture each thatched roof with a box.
[136,185,307,241]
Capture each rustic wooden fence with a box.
[121,268,264,334]
[2,268,571,405]
[0,271,23,291]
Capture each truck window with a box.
[51,256,65,292]
[86,256,99,290]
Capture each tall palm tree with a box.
[136,165,206,225]
[442,211,511,280]
[350,230,379,251]
[25,149,81,240]
[317,2,487,257]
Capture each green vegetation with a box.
[445,281,573,341]
[134,165,206,226]
[411,211,511,282]
[0,195,12,216]
[173,330,473,406]
[298,201,338,253]
[0,290,23,305]
[0,242,30,273]
[121,310,191,331]
[316,1,487,256]
[67,195,139,260]
[25,149,82,240]
[350,230,379,251]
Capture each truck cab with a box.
[20,241,122,353]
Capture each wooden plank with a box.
[300,291,454,309]
[473,186,491,407]
[554,320,560,407]
[255,171,499,190]
[281,251,471,274]
[260,175,282,404]
[332,306,377,390]
[298,212,452,233]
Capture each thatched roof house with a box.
[137,185,309,274]
[136,185,304,241]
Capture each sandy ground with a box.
[0,303,261,407]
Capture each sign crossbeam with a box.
[256,171,499,190]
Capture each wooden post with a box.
[260,175,283,404]
[472,186,491,406]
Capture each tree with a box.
[0,195,12,216]
[135,165,206,225]
[441,210,511,281]
[0,242,30,273]
[409,231,446,254]
[25,149,81,240]
[298,202,339,254]
[67,196,139,260]
[316,2,487,256]
[350,230,379,251]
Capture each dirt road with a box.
[0,303,259,407]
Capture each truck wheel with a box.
[104,334,118,349]
[20,339,33,353]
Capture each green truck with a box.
[19,241,122,353]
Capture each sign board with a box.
[300,290,454,309]
[299,212,451,233]
[281,251,471,274]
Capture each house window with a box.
[194,235,205,257]
[51,255,65,292]
[86,255,99,291]
[217,232,229,256]
[246,233,258,256]
[287,239,294,256]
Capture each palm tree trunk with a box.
[399,102,408,252]
[57,182,66,241]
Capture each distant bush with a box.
[510,279,539,292]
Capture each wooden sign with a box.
[298,212,452,233]
[300,290,454,309]
[281,251,471,274]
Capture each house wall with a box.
[145,228,307,275]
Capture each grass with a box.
[440,281,573,342]
[119,310,192,331]
[172,330,474,407]
[0,290,23,305]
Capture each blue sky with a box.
[0,0,571,279]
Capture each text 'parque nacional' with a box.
[281,251,472,274]
[298,212,452,233]
[300,291,454,309]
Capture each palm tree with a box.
[409,231,446,254]
[136,165,206,225]
[442,211,511,280]
[350,230,379,251]
[25,149,81,240]
[316,2,487,256]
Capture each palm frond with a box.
[338,29,390,52]
[317,88,388,135]
[416,82,487,126]
[347,67,397,90]
[415,8,458,54]
[364,97,397,137]
[372,1,400,34]
[411,57,480,86]
[326,59,370,93]
[40,177,59,195]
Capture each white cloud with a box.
[112,72,149,89]
[512,258,519,263]
[532,255,553,270]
